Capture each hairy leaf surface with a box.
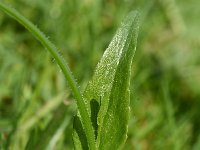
[73,11,139,149]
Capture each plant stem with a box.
[0,2,96,149]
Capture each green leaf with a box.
[73,11,139,149]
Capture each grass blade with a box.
[0,2,96,149]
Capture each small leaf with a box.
[90,99,100,139]
[73,11,139,149]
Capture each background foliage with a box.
[0,0,200,149]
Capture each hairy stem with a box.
[0,2,96,149]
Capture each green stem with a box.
[0,2,96,149]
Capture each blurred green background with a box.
[0,0,200,149]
